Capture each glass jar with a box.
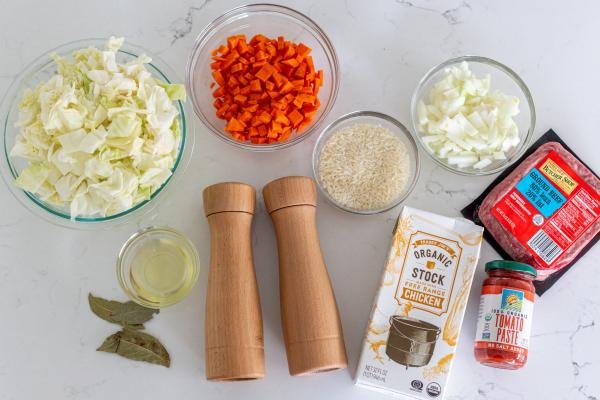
[474,260,537,369]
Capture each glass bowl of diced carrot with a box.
[187,3,340,151]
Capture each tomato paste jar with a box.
[474,260,536,369]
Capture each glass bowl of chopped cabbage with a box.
[187,3,339,151]
[410,56,535,175]
[0,37,194,228]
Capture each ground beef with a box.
[478,142,600,280]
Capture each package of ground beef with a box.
[462,130,600,295]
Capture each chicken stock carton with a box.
[355,206,484,399]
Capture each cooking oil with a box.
[120,227,199,308]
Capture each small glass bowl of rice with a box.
[312,111,420,214]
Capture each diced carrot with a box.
[271,121,282,134]
[212,87,226,98]
[313,79,321,95]
[283,45,295,59]
[227,75,239,88]
[225,117,245,132]
[227,36,240,49]
[217,44,229,55]
[257,124,268,136]
[266,44,277,57]
[243,104,259,112]
[252,61,267,70]
[234,94,247,104]
[294,63,307,78]
[271,72,285,87]
[257,111,271,124]
[296,43,311,59]
[212,70,225,86]
[232,132,245,141]
[274,112,289,125]
[255,50,268,61]
[278,81,293,95]
[293,94,314,108]
[239,110,253,123]
[280,126,292,141]
[306,56,315,74]
[230,63,244,73]
[255,64,276,82]
[238,76,249,87]
[249,79,262,92]
[282,58,300,68]
[287,109,303,127]
[210,34,324,143]
[251,34,269,44]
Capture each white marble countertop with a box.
[1,0,599,399]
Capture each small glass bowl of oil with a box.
[117,226,200,308]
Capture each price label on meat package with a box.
[491,150,600,267]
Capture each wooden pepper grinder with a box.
[203,182,265,381]
[263,176,348,376]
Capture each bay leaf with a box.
[97,333,120,353]
[97,329,170,367]
[88,293,158,329]
[88,293,122,322]
[109,301,159,327]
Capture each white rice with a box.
[318,123,410,211]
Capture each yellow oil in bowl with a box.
[117,227,199,308]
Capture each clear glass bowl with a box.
[117,226,200,309]
[410,56,535,176]
[312,111,420,215]
[0,38,194,229]
[187,3,339,151]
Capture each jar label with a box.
[474,285,534,355]
[491,151,600,268]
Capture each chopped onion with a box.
[417,61,521,170]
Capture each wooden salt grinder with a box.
[263,176,348,376]
[203,182,265,381]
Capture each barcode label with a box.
[528,230,563,264]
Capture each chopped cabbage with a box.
[10,37,184,219]
[417,61,521,170]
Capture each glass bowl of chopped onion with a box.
[0,38,194,229]
[187,3,339,151]
[410,56,535,175]
[312,111,420,215]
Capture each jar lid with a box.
[485,260,537,277]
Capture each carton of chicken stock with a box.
[355,207,484,399]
